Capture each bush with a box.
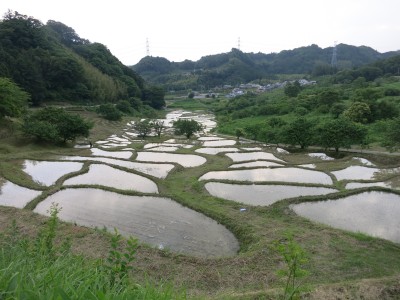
[116,100,133,115]
[97,103,122,121]
[22,107,92,143]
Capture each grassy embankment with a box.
[1,105,400,299]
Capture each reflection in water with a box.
[205,182,337,206]
[199,168,333,184]
[59,156,174,178]
[146,146,179,152]
[90,148,133,159]
[23,160,83,186]
[34,188,239,258]
[136,152,206,167]
[0,180,42,208]
[332,166,380,181]
[226,152,285,163]
[64,164,158,193]
[202,140,237,147]
[292,191,400,243]
[196,147,239,155]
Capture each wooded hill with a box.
[132,44,400,90]
[0,11,164,109]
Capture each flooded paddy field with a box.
[34,188,239,258]
[291,191,400,243]
[205,182,337,206]
[3,107,400,292]
[0,179,42,208]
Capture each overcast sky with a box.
[1,0,400,66]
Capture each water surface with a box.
[200,168,332,184]
[34,188,239,257]
[292,191,400,243]
[332,166,381,181]
[23,160,83,186]
[226,152,284,163]
[0,180,42,208]
[59,156,174,178]
[64,164,158,193]
[205,182,337,206]
[195,147,239,155]
[202,140,237,147]
[229,161,284,168]
[136,152,206,167]
[91,148,133,159]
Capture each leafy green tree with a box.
[133,119,152,138]
[380,118,400,151]
[116,100,133,115]
[260,125,281,147]
[0,77,29,118]
[173,119,203,138]
[330,103,346,118]
[129,97,142,111]
[142,86,165,109]
[22,107,92,143]
[235,128,245,140]
[188,92,195,99]
[97,103,122,121]
[315,117,367,152]
[284,81,302,98]
[244,123,262,140]
[282,118,315,149]
[343,101,371,123]
[151,120,165,138]
[318,89,339,107]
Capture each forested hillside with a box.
[0,11,164,109]
[133,44,399,90]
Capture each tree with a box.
[315,118,368,152]
[343,101,371,123]
[22,107,92,143]
[142,86,165,109]
[282,118,314,149]
[133,119,152,138]
[151,120,165,138]
[0,77,29,118]
[381,118,400,151]
[173,119,202,138]
[330,103,346,118]
[235,128,245,140]
[244,123,261,140]
[116,100,133,115]
[318,89,340,107]
[284,81,302,98]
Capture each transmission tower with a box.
[331,41,338,68]
[146,38,150,56]
[238,37,241,50]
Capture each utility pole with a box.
[238,37,241,50]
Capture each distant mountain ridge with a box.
[132,44,400,90]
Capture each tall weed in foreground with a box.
[273,232,309,300]
[0,203,185,299]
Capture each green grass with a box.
[2,106,400,298]
[0,207,185,300]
